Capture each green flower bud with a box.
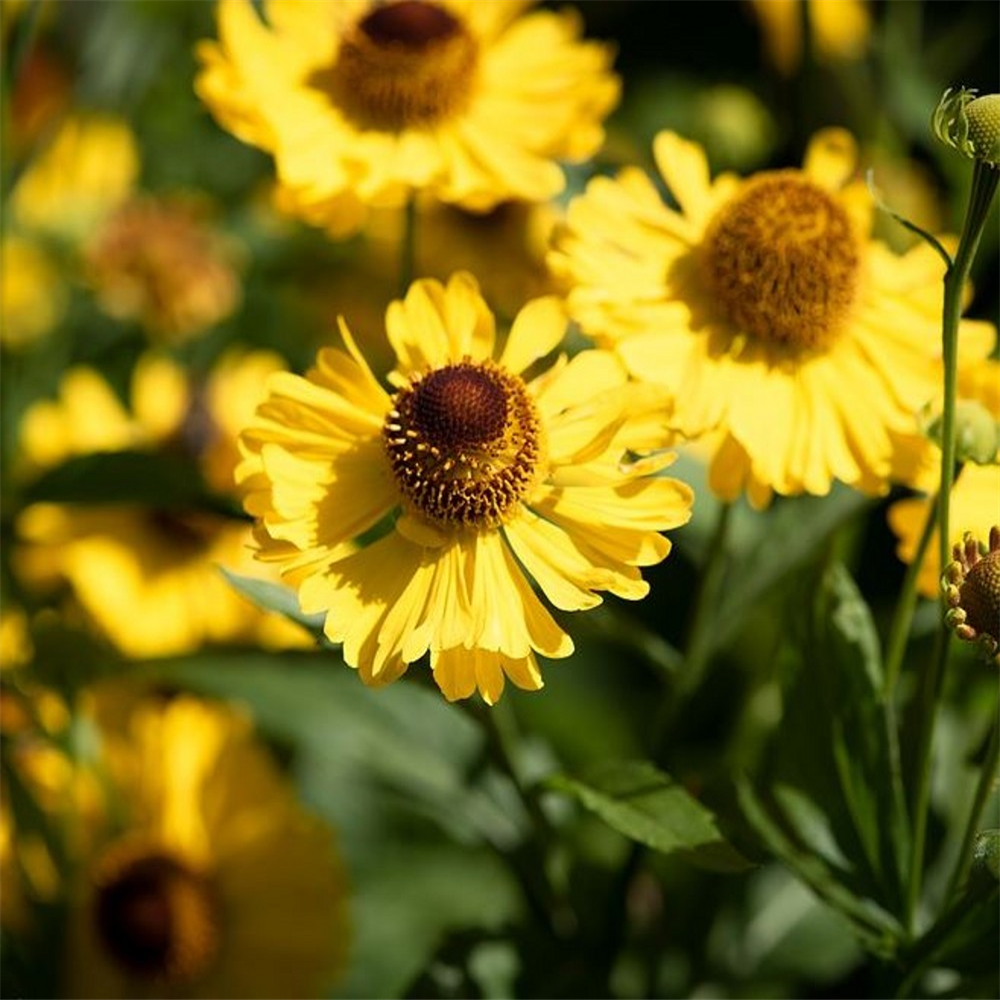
[924,399,1000,466]
[971,829,1000,886]
[933,88,1000,166]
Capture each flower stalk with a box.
[905,91,1000,932]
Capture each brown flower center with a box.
[960,549,1000,643]
[383,360,543,528]
[320,1,478,131]
[701,172,860,353]
[93,845,219,984]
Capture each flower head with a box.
[550,128,997,506]
[238,273,692,703]
[14,352,312,657]
[63,695,348,998]
[9,114,138,242]
[195,0,619,234]
[83,197,242,343]
[942,527,1000,664]
[933,89,1000,167]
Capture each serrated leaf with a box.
[548,759,751,872]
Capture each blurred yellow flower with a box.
[888,359,1000,598]
[0,606,34,672]
[196,0,619,234]
[550,129,997,507]
[83,197,243,343]
[10,114,139,242]
[0,233,67,349]
[15,352,314,657]
[62,694,349,998]
[239,273,692,703]
[749,0,871,76]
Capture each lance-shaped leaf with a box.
[548,759,751,873]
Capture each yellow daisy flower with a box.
[15,351,313,657]
[63,694,348,999]
[238,273,692,703]
[550,128,997,507]
[195,0,619,234]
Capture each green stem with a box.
[677,500,733,698]
[937,160,999,575]
[945,715,1000,902]
[904,158,998,934]
[470,699,575,939]
[905,627,950,931]
[399,195,418,296]
[882,492,939,701]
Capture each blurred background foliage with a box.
[1,2,998,998]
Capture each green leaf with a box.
[737,780,902,958]
[548,759,752,873]
[219,568,329,642]
[710,485,872,656]
[20,451,243,516]
[745,562,910,928]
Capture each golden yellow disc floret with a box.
[319,1,478,131]
[701,171,860,352]
[383,359,543,529]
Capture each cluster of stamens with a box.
[701,171,860,353]
[93,842,220,984]
[383,359,543,529]
[942,525,1000,665]
[319,0,478,131]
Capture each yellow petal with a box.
[498,295,566,375]
[803,128,858,191]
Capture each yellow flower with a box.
[0,606,34,672]
[63,694,348,998]
[749,0,871,77]
[887,358,1000,597]
[83,197,243,343]
[0,233,67,349]
[195,0,619,234]
[239,273,692,703]
[10,114,139,243]
[550,129,997,507]
[15,352,314,656]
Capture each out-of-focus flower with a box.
[867,150,946,252]
[748,0,871,77]
[550,129,997,507]
[83,198,243,344]
[887,358,1000,597]
[16,503,312,659]
[57,694,349,998]
[0,233,67,349]
[9,115,139,243]
[15,352,313,657]
[942,527,1000,664]
[0,606,34,672]
[239,273,691,703]
[195,0,619,234]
